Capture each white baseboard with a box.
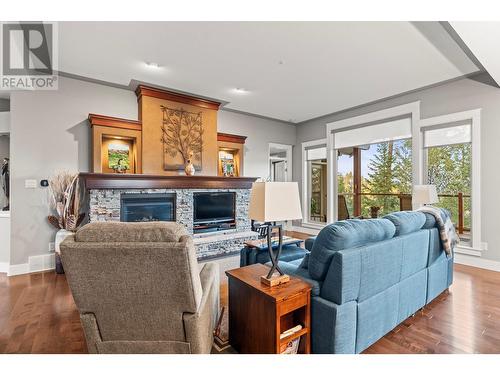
[454,253,500,272]
[0,262,9,273]
[8,263,29,276]
[8,253,55,276]
[289,225,320,236]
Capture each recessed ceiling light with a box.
[145,61,161,69]
[233,87,249,94]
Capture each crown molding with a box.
[217,132,247,144]
[135,85,221,110]
[88,113,142,131]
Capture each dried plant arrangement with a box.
[160,105,203,170]
[47,171,85,231]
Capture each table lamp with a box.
[248,182,302,286]
[412,184,439,208]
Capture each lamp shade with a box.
[248,182,303,222]
[412,184,439,206]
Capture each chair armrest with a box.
[183,262,220,353]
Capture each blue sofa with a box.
[278,211,453,354]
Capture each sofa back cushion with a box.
[75,221,187,243]
[320,228,430,304]
[383,211,426,236]
[308,219,396,280]
[321,237,403,303]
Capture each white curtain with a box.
[423,123,471,148]
[333,117,411,149]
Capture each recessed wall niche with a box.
[88,114,142,174]
[217,132,246,177]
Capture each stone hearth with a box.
[82,173,259,259]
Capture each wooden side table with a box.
[225,263,312,354]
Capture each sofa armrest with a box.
[305,236,316,251]
[183,262,220,353]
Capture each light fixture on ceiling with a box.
[232,87,249,94]
[145,61,161,69]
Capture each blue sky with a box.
[338,145,377,178]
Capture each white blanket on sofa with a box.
[417,206,459,257]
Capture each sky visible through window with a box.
[337,146,377,177]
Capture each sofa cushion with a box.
[421,212,437,229]
[255,245,306,264]
[383,211,426,236]
[276,259,322,296]
[308,219,396,280]
[305,237,316,251]
[75,222,187,243]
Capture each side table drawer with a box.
[278,291,308,316]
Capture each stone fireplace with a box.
[81,173,258,259]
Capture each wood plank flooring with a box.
[1,245,499,353]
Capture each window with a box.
[302,140,327,226]
[418,109,481,253]
[325,103,481,253]
[423,122,472,245]
[333,116,413,219]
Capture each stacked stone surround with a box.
[89,188,257,259]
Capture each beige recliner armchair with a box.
[61,221,219,354]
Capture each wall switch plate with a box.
[25,179,37,189]
[49,242,55,253]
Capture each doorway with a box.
[268,143,292,182]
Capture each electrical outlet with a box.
[49,242,55,253]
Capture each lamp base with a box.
[260,274,290,287]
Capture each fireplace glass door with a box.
[120,193,176,222]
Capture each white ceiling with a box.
[55,22,479,122]
[450,22,500,87]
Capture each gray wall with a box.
[10,77,138,265]
[218,110,296,179]
[9,76,296,267]
[294,77,500,262]
[0,99,9,112]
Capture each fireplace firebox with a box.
[120,193,176,222]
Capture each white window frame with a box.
[417,109,482,255]
[326,101,421,222]
[301,138,328,229]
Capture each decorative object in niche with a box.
[219,150,236,177]
[161,106,203,171]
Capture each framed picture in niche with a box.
[108,143,131,173]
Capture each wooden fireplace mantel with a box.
[79,173,258,190]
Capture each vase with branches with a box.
[47,171,85,231]
[47,171,85,274]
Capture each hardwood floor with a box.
[1,260,499,353]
